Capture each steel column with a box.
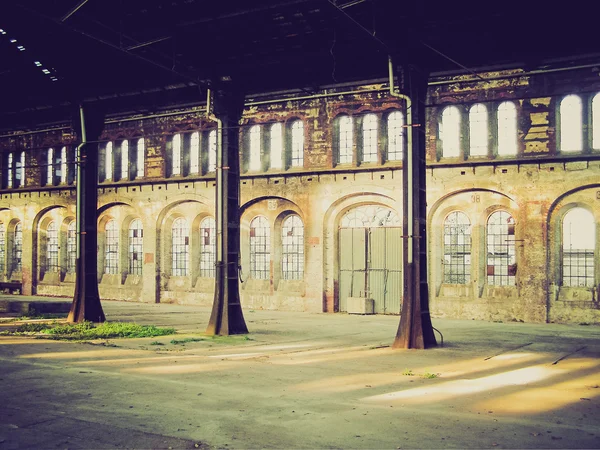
[206,87,248,335]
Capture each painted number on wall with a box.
[596,191,600,200]
[471,194,481,203]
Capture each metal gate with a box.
[339,227,402,314]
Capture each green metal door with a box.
[339,226,402,314]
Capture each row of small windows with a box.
[443,207,597,288]
[440,93,600,159]
[334,111,405,165]
[439,102,518,158]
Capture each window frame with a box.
[250,216,270,280]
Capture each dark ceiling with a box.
[0,0,598,130]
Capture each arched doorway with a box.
[338,205,402,314]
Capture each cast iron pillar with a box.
[206,86,248,335]
[68,105,106,323]
[393,65,436,349]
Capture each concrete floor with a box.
[0,298,599,449]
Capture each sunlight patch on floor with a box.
[363,365,558,405]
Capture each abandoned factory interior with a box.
[1,0,599,326]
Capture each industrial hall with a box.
[1,0,599,329]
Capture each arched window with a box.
[562,208,595,287]
[46,221,59,273]
[362,114,378,162]
[67,221,76,274]
[387,111,404,161]
[208,129,217,173]
[338,116,353,164]
[443,211,471,284]
[172,133,182,175]
[121,140,129,180]
[340,205,400,228]
[250,216,270,279]
[190,131,200,174]
[560,95,583,152]
[6,153,13,187]
[282,215,304,280]
[497,101,518,156]
[59,146,67,184]
[291,120,304,167]
[200,217,216,277]
[469,103,488,156]
[249,125,262,171]
[105,141,113,181]
[104,220,119,274]
[486,211,516,286]
[13,222,22,273]
[172,217,189,276]
[441,106,461,158]
[592,93,600,150]
[0,223,5,276]
[46,147,54,185]
[128,219,143,276]
[15,151,25,188]
[136,138,145,178]
[270,123,283,169]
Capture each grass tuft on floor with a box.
[11,321,175,340]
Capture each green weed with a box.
[402,368,414,376]
[9,321,177,340]
[170,337,207,345]
[421,372,439,379]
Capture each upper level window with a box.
[104,220,119,275]
[0,222,5,276]
[136,138,145,178]
[208,130,217,173]
[6,153,13,188]
[560,94,583,152]
[338,116,353,164]
[172,133,182,176]
[12,222,22,273]
[562,207,595,288]
[387,111,404,161]
[128,219,143,276]
[250,216,270,279]
[443,211,471,284]
[282,215,304,280]
[46,148,54,185]
[592,93,600,150]
[290,120,304,168]
[46,221,59,273]
[440,106,460,158]
[67,221,76,274]
[172,217,189,276]
[362,114,378,163]
[15,151,25,188]
[120,140,129,181]
[486,211,516,286]
[59,146,67,184]
[190,131,200,174]
[249,125,262,171]
[497,102,518,156]
[200,217,216,278]
[469,103,488,157]
[105,142,114,181]
[270,123,283,170]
